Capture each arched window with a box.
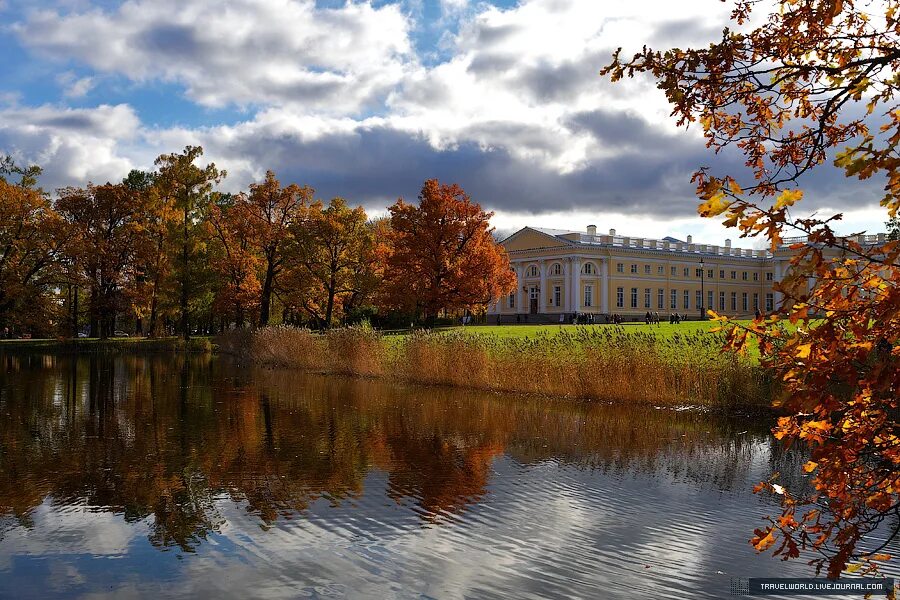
[529,265,538,277]
[583,263,594,275]
[552,263,561,276]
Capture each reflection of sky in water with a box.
[0,354,896,599]
[1,453,812,599]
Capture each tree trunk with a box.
[259,259,276,326]
[89,285,100,338]
[180,204,190,340]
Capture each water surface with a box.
[0,353,870,598]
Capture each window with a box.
[530,286,538,300]
[529,265,538,277]
[753,272,759,281]
[719,291,725,310]
[707,290,714,311]
[695,268,703,277]
[631,287,638,308]
[742,271,748,281]
[644,264,651,274]
[766,272,774,281]
[617,263,624,273]
[695,290,702,309]
[683,267,690,277]
[671,266,677,276]
[719,269,725,279]
[583,263,594,275]
[644,288,651,309]
[630,264,638,274]
[657,265,664,274]
[731,270,736,280]
[657,288,664,309]
[731,292,737,311]
[765,293,774,312]
[683,290,690,310]
[616,287,624,308]
[552,263,561,276]
[707,269,714,279]
[585,285,593,307]
[753,293,759,310]
[554,286,561,307]
[671,289,677,309]
[508,293,515,309]
[742,292,748,312]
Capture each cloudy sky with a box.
[0,0,889,244]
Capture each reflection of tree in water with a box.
[0,354,787,552]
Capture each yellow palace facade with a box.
[489,225,787,322]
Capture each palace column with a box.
[773,259,784,308]
[538,259,548,313]
[515,264,525,314]
[600,258,609,313]
[572,257,582,312]
[563,260,571,314]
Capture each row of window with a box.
[508,286,775,312]
[615,287,774,312]
[615,263,772,282]
[524,262,774,281]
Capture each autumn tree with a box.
[244,171,311,326]
[380,179,516,324]
[604,0,900,580]
[284,197,374,328]
[153,146,224,339]
[206,193,261,327]
[57,183,152,338]
[0,158,68,337]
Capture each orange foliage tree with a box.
[0,159,67,336]
[206,193,261,327]
[604,0,900,580]
[380,179,516,324]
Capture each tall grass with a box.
[217,325,772,408]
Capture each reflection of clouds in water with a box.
[0,356,858,599]
[0,500,143,559]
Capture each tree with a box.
[284,198,374,328]
[244,171,311,326]
[153,146,224,339]
[57,183,152,338]
[603,0,900,580]
[380,179,516,324]
[206,193,261,327]
[888,215,900,242]
[0,158,67,337]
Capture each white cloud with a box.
[16,0,415,114]
[56,71,95,98]
[2,0,888,232]
[0,103,139,188]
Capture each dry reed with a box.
[216,325,772,407]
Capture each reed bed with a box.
[217,325,772,408]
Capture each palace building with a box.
[489,225,787,322]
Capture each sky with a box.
[0,0,890,245]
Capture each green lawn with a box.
[437,320,738,338]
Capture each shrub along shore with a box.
[0,337,213,354]
[217,325,773,408]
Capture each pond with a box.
[0,353,841,598]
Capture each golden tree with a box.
[284,197,374,328]
[244,171,311,326]
[604,0,900,580]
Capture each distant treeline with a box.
[0,147,515,339]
